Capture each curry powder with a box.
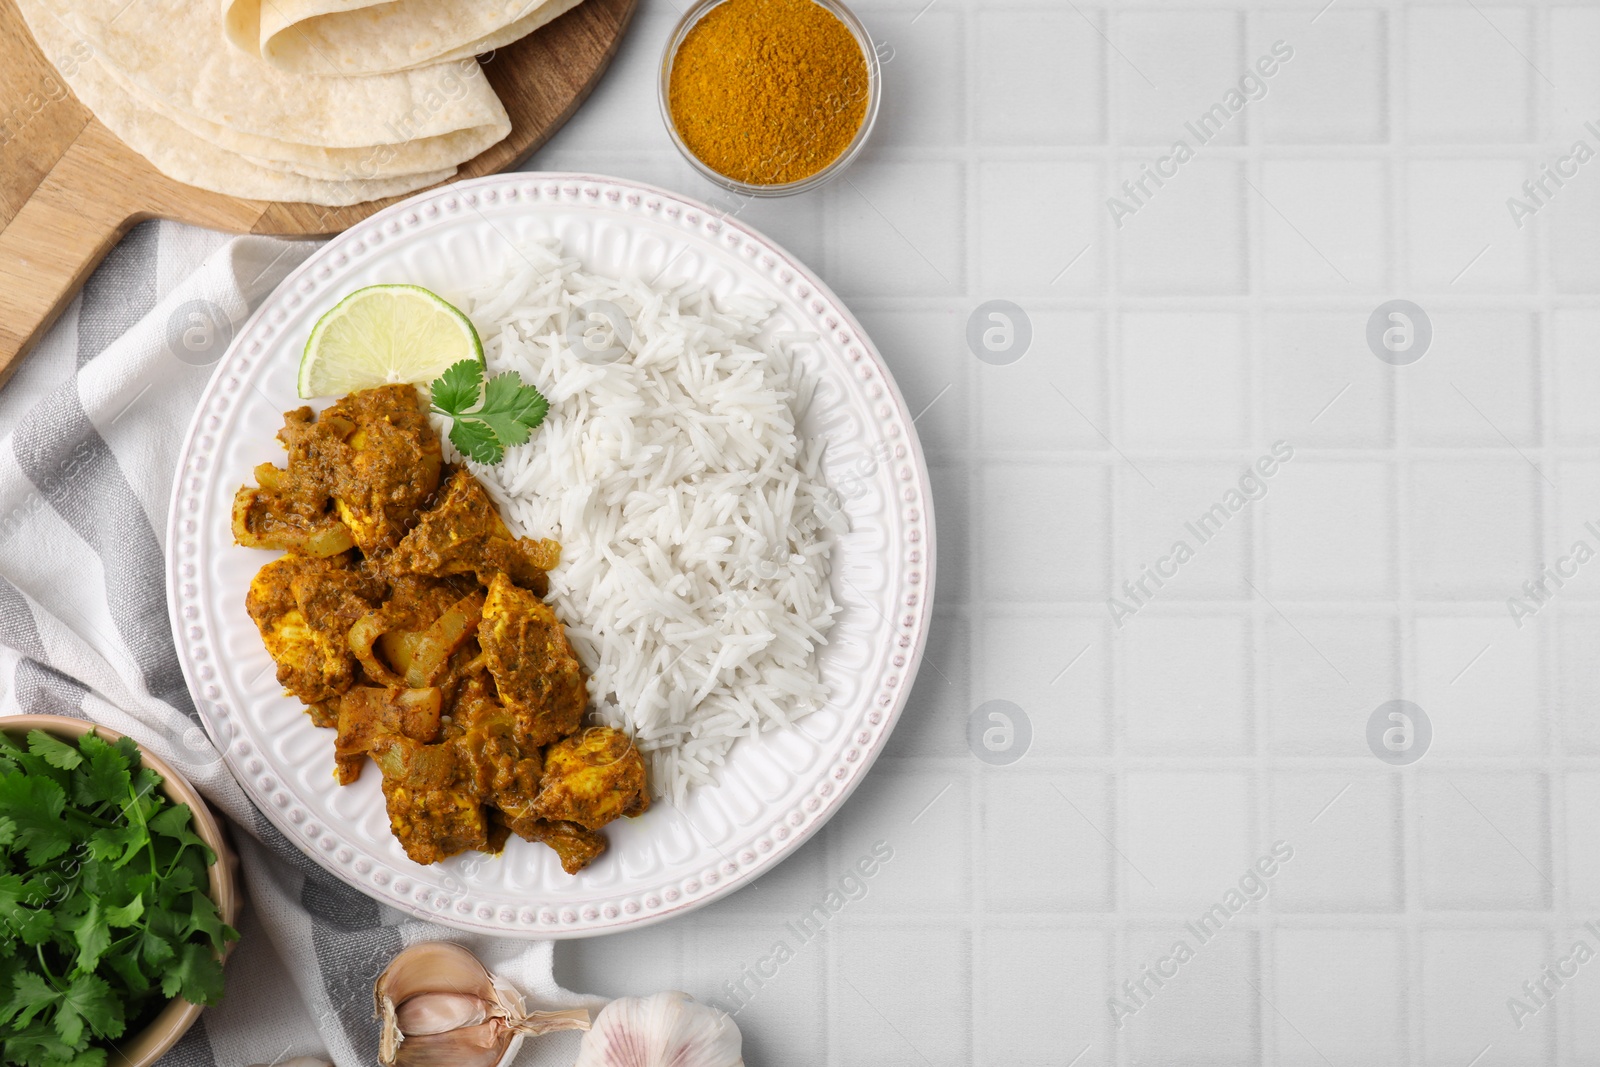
[668,0,870,186]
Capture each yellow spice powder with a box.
[668,0,870,186]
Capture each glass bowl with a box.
[658,0,882,198]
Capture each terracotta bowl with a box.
[1,715,240,1067]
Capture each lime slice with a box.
[297,284,483,398]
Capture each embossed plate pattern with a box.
[165,173,934,936]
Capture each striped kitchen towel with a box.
[0,222,600,1067]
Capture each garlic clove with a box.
[374,942,590,1067]
[394,991,491,1036]
[575,991,744,1067]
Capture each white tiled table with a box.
[537,2,1600,1064]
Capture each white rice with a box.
[448,239,842,803]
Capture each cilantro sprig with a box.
[0,730,238,1067]
[429,360,548,466]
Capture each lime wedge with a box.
[297,284,483,398]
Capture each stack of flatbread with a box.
[18,0,585,206]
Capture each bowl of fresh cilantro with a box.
[0,715,240,1067]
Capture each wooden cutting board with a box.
[0,0,638,385]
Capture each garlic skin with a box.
[374,942,591,1067]
[574,992,744,1067]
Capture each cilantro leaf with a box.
[0,972,59,1030]
[146,805,211,863]
[161,943,225,1006]
[430,359,483,415]
[71,736,129,809]
[103,896,142,930]
[448,417,504,465]
[54,975,121,1046]
[0,774,71,866]
[66,899,111,974]
[475,371,548,449]
[429,362,547,466]
[26,731,81,771]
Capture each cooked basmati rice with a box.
[448,239,842,803]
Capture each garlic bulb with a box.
[374,942,591,1067]
[574,992,744,1067]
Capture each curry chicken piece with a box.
[246,554,380,707]
[237,384,442,559]
[392,467,559,593]
[534,726,650,831]
[514,818,608,876]
[369,736,492,865]
[237,386,648,875]
[477,573,587,747]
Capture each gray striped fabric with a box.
[0,223,596,1067]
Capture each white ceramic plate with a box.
[166,174,935,936]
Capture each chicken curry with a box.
[234,384,648,873]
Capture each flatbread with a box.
[223,0,587,76]
[88,53,505,181]
[49,0,511,163]
[16,0,453,205]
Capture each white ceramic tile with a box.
[854,307,966,452]
[1260,311,1394,448]
[977,612,1110,756]
[1558,920,1600,1063]
[831,925,970,1067]
[1124,771,1253,912]
[686,921,826,1063]
[974,11,1104,146]
[975,310,1107,451]
[1112,10,1245,148]
[1419,928,1554,1067]
[1557,612,1600,754]
[1552,311,1600,444]
[828,160,964,296]
[1261,459,1395,598]
[1116,461,1254,601]
[1563,773,1600,909]
[1259,160,1388,291]
[1119,311,1249,448]
[1253,11,1388,144]
[1271,928,1405,1067]
[1269,775,1402,913]
[1550,8,1600,135]
[1115,159,1247,294]
[1261,613,1400,756]
[1405,6,1533,143]
[1121,928,1260,1067]
[823,767,969,916]
[978,927,1111,1067]
[1121,615,1251,755]
[1414,616,1544,756]
[1552,461,1600,597]
[1407,460,1541,599]
[982,774,1113,911]
[1418,773,1551,910]
[976,161,1104,295]
[1404,160,1533,291]
[861,9,964,148]
[1547,154,1600,293]
[1403,310,1538,448]
[979,462,1109,601]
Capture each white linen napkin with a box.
[0,222,602,1067]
